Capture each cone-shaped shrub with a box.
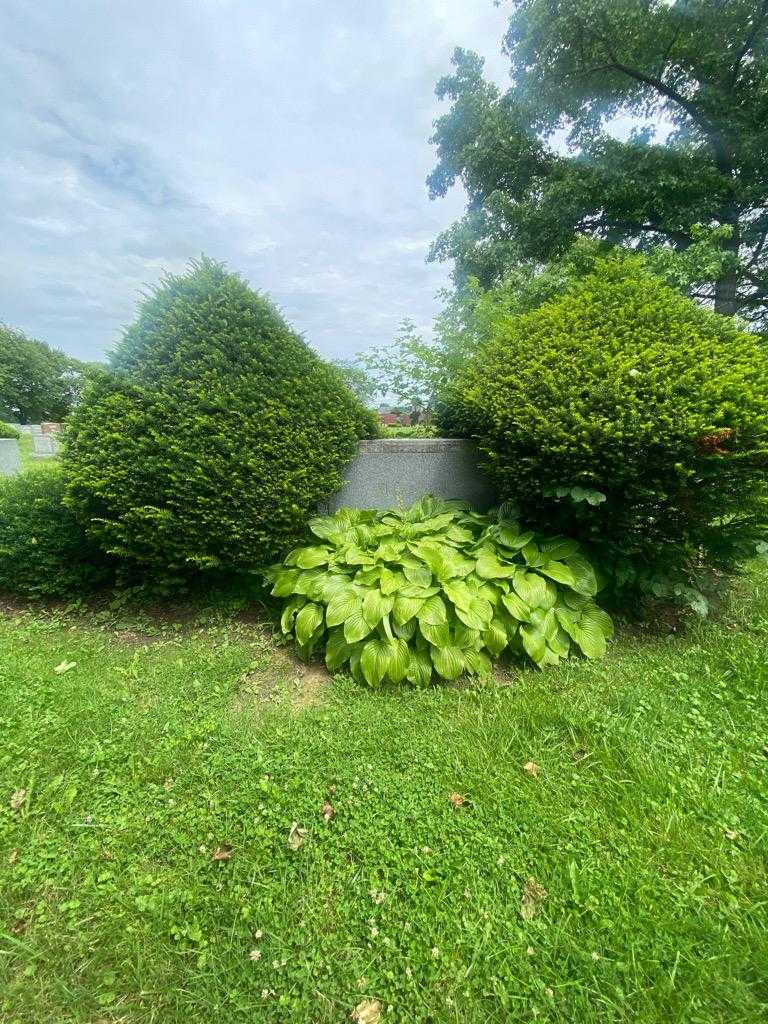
[440,255,768,609]
[63,258,376,575]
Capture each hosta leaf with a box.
[570,618,607,659]
[513,571,549,609]
[406,648,433,686]
[476,549,517,579]
[271,569,300,597]
[326,588,361,627]
[548,627,571,657]
[360,637,392,687]
[374,541,405,561]
[520,623,547,665]
[555,606,581,642]
[581,603,614,640]
[502,591,532,623]
[443,580,474,611]
[379,567,406,595]
[430,645,465,681]
[497,528,534,550]
[393,618,417,640]
[343,545,373,566]
[398,584,441,599]
[362,589,394,628]
[386,638,410,683]
[564,555,598,597]
[344,609,374,644]
[454,622,482,650]
[483,618,509,656]
[294,603,324,646]
[521,541,544,567]
[409,512,457,535]
[463,649,492,677]
[295,546,332,569]
[317,573,354,602]
[538,561,576,587]
[403,563,432,588]
[454,599,492,631]
[445,524,475,545]
[393,595,425,626]
[420,620,451,648]
[280,596,306,634]
[308,516,342,541]
[539,537,580,561]
[418,595,447,625]
[325,628,352,671]
[293,570,324,598]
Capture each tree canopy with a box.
[428,0,768,323]
[0,324,93,423]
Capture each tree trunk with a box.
[714,271,739,316]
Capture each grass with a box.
[1,572,767,1023]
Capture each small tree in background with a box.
[64,258,376,579]
[0,324,93,423]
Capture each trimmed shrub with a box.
[64,258,377,575]
[0,422,20,439]
[0,466,111,596]
[440,255,768,610]
[269,496,612,684]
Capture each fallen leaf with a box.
[8,848,18,865]
[724,829,739,841]
[54,660,77,675]
[449,792,466,809]
[211,844,233,861]
[9,788,27,812]
[287,822,308,851]
[11,918,27,935]
[523,761,540,778]
[322,801,335,822]
[571,748,590,762]
[351,999,382,1024]
[520,877,548,921]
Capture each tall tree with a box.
[428,1,768,322]
[0,324,93,423]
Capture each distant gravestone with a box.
[32,432,59,457]
[0,438,22,477]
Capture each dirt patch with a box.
[234,649,331,714]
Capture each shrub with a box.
[439,255,768,610]
[268,496,612,685]
[0,466,111,597]
[0,422,20,439]
[63,258,377,575]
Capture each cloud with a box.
[0,0,510,362]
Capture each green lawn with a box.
[1,571,767,1023]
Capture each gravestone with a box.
[32,432,59,457]
[0,439,21,477]
[324,438,495,513]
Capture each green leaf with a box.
[393,618,417,640]
[294,603,324,646]
[406,648,433,686]
[362,589,394,628]
[325,628,352,671]
[343,545,373,566]
[538,561,575,586]
[360,637,392,687]
[326,588,361,627]
[539,537,580,561]
[564,555,599,597]
[393,595,425,626]
[483,618,509,656]
[344,609,374,644]
[463,649,492,677]
[443,579,474,611]
[476,549,517,579]
[418,594,447,625]
[271,569,299,598]
[292,570,324,598]
[402,562,433,588]
[280,596,306,634]
[430,645,465,681]
[581,603,615,640]
[502,591,532,622]
[386,638,410,683]
[520,623,547,665]
[379,567,406,595]
[420,620,451,648]
[295,546,332,569]
[513,571,549,609]
[308,516,342,541]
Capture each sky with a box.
[0,0,515,364]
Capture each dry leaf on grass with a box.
[8,848,18,865]
[523,761,540,778]
[351,999,382,1024]
[211,844,233,862]
[9,789,27,812]
[322,801,335,822]
[53,660,77,675]
[520,877,548,921]
[449,792,467,809]
[287,822,308,850]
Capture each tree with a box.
[0,324,93,423]
[331,359,379,406]
[357,319,449,421]
[428,1,768,323]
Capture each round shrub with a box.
[0,466,111,597]
[440,255,768,608]
[0,422,20,439]
[63,258,377,575]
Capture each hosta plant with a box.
[267,497,613,686]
